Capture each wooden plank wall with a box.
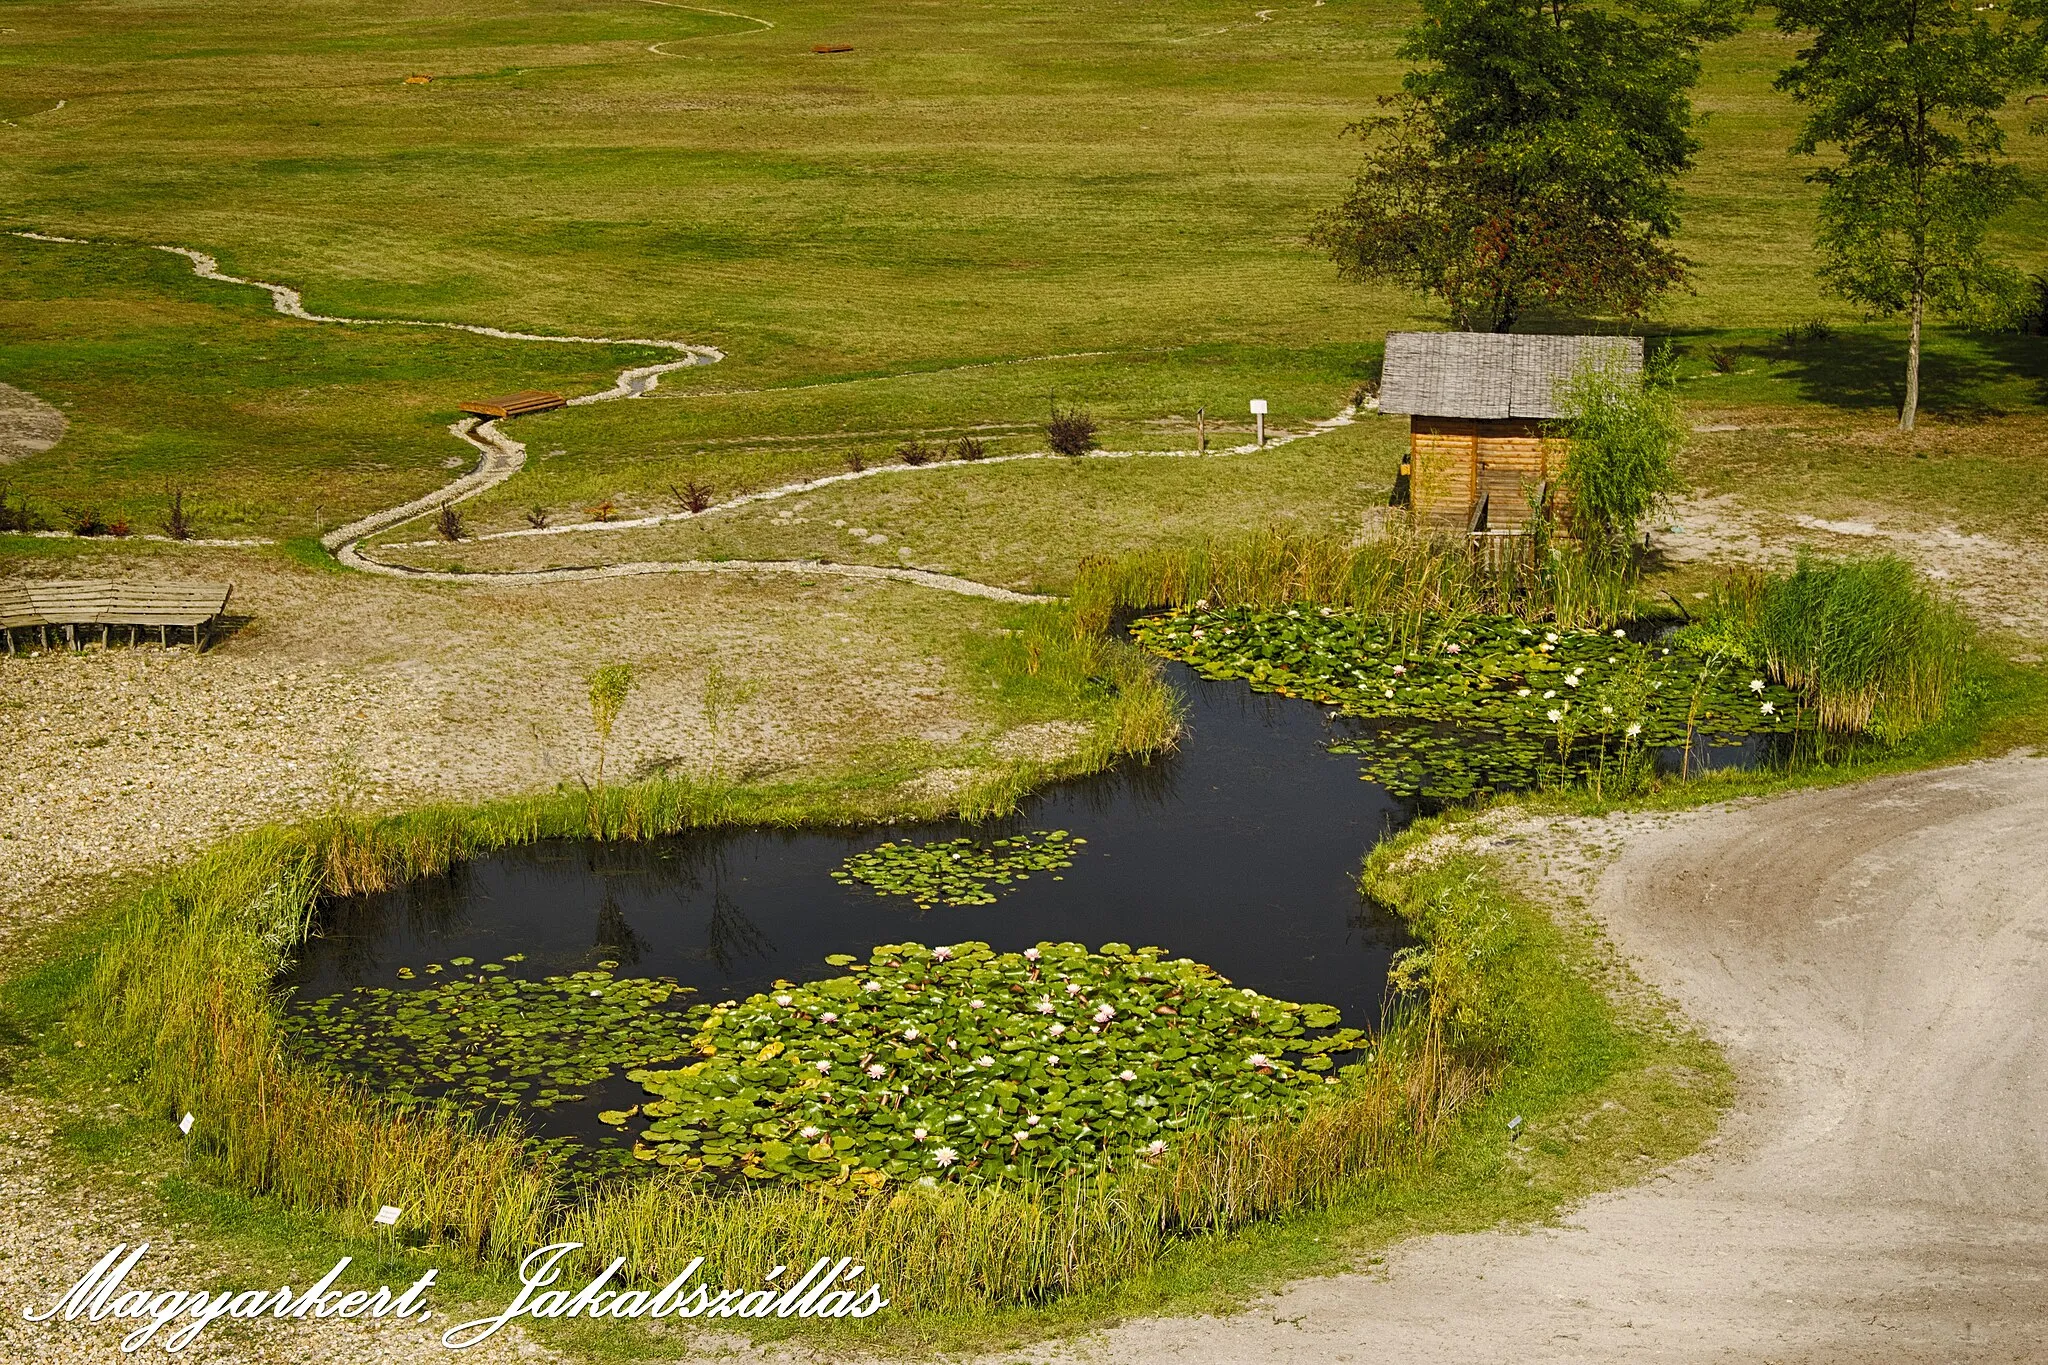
[1410,416,1565,529]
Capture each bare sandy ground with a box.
[1657,493,2048,645]
[1043,756,2048,1365]
[0,381,66,463]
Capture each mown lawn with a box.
[3,0,2042,542]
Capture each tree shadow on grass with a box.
[1762,331,2029,420]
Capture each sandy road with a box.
[1054,756,2048,1364]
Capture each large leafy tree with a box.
[1312,0,1739,332]
[1775,0,2044,430]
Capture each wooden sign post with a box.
[1249,398,1267,447]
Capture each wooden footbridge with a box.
[0,579,234,653]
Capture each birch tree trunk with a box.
[1899,287,1923,432]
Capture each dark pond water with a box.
[283,658,1783,1153]
[284,663,1423,1146]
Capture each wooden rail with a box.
[1,579,234,653]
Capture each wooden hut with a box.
[1379,332,1642,533]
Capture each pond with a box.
[283,648,1781,1174]
[283,662,1422,1156]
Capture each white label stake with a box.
[178,1113,194,1136]
[1249,398,1268,446]
[373,1205,404,1226]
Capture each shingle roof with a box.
[1378,332,1643,420]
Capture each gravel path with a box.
[1045,756,2048,1364]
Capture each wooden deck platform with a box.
[458,390,567,420]
[1,579,234,652]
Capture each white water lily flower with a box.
[1614,628,1627,638]
[1391,664,1406,675]
[863,980,881,992]
[934,1147,959,1166]
[970,999,984,1010]
[932,946,952,961]
[1247,1053,1271,1068]
[1517,688,1531,697]
[866,1063,887,1078]
[1191,628,1205,638]
[1066,982,1084,995]
[1024,948,1041,962]
[1539,642,1554,652]
[1093,1004,1116,1023]
[1546,632,1560,643]
[775,994,793,1006]
[1543,690,1557,700]
[1120,1069,1138,1082]
[904,1027,920,1041]
[1760,701,1777,715]
[1750,678,1766,693]
[1049,1022,1066,1036]
[1445,642,1461,654]
[1036,996,1056,1013]
[814,1060,832,1074]
[1047,1054,1060,1065]
[976,1055,995,1068]
[1027,1114,1040,1125]
[1144,1139,1167,1157]
[1601,705,1614,715]
[1014,1129,1031,1142]
[1565,675,1580,687]
[1384,688,1395,698]
[1320,606,1334,616]
[1548,709,1564,722]
[913,1127,927,1140]
[1195,598,1209,609]
[947,1039,958,1050]
[1626,722,1643,737]
[820,1012,837,1024]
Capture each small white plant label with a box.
[373,1205,404,1226]
[1248,398,1268,414]
[178,1113,194,1136]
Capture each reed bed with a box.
[1702,554,1967,736]
[1069,525,1636,640]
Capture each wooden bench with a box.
[0,579,235,653]
[458,390,567,420]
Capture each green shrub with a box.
[1556,363,1684,568]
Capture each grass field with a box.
[3,0,2043,544]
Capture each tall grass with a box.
[1700,554,1967,735]
[1069,524,1638,638]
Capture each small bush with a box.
[0,485,40,533]
[672,479,714,514]
[64,506,110,537]
[1776,318,1835,349]
[1047,407,1098,457]
[524,505,550,529]
[107,518,131,538]
[1705,344,1740,374]
[897,438,935,466]
[844,450,868,473]
[162,485,194,540]
[952,434,987,461]
[434,502,465,542]
[586,498,618,523]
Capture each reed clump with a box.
[1697,554,1966,736]
[1069,524,1635,638]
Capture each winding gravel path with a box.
[11,230,1359,603]
[1052,757,2048,1364]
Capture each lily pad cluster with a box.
[287,962,696,1113]
[833,831,1085,908]
[628,941,1364,1188]
[1132,605,1804,799]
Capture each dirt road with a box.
[1061,756,2048,1364]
